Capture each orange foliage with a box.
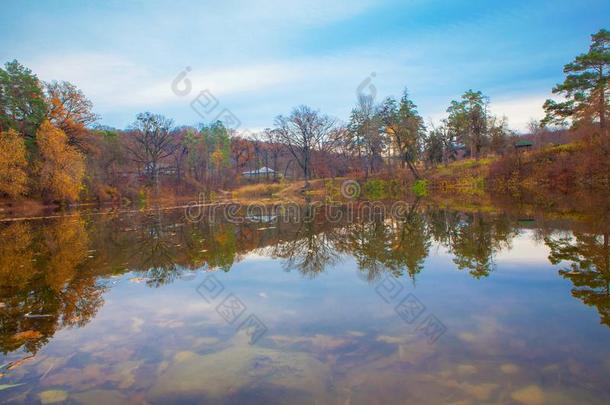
[488,137,610,193]
[0,128,29,198]
[45,81,98,151]
[35,120,85,202]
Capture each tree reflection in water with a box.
[0,204,609,358]
[546,232,610,326]
[0,216,103,355]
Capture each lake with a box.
[1,201,609,404]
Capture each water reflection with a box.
[0,203,609,402]
[0,217,103,356]
[547,232,610,326]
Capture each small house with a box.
[242,167,277,179]
[514,139,534,151]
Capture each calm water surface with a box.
[1,203,609,404]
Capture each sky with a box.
[1,0,608,133]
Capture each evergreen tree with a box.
[543,29,610,136]
[0,60,46,139]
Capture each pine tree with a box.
[0,60,46,138]
[543,29,610,136]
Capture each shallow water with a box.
[1,203,609,404]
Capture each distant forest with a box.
[0,29,608,203]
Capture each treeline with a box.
[0,60,365,203]
[0,60,294,203]
[0,29,607,203]
[0,60,522,203]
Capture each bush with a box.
[363,179,401,200]
[233,183,283,198]
[412,180,428,197]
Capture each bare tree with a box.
[274,105,337,187]
[125,112,176,193]
[264,128,285,181]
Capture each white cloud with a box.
[27,51,387,109]
[490,94,549,133]
[28,52,151,108]
[495,230,551,267]
[424,93,553,133]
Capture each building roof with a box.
[242,167,276,175]
[515,140,534,148]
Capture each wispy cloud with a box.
[4,0,607,130]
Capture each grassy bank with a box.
[424,139,610,196]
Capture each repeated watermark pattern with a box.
[176,71,437,344]
[197,274,268,344]
[183,180,417,226]
[340,179,361,199]
[171,67,242,131]
[172,69,377,131]
[372,274,447,344]
[356,72,377,100]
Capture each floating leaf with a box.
[0,383,24,391]
[38,389,68,404]
[6,355,36,370]
[12,330,43,341]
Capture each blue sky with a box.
[1,0,607,132]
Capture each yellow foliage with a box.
[0,128,29,198]
[232,182,284,198]
[35,120,85,202]
[43,216,89,292]
[0,223,35,287]
[212,149,225,169]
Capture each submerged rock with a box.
[72,389,128,405]
[500,363,519,374]
[38,390,68,404]
[151,333,330,400]
[511,384,545,405]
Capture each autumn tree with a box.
[0,60,46,138]
[201,121,231,186]
[0,128,29,198]
[543,29,610,136]
[274,105,337,186]
[184,127,208,184]
[45,80,98,151]
[169,126,191,186]
[182,121,231,189]
[86,126,130,196]
[230,136,253,177]
[125,112,176,192]
[36,120,86,202]
[488,115,514,155]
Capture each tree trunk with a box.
[599,68,607,137]
[406,160,420,179]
